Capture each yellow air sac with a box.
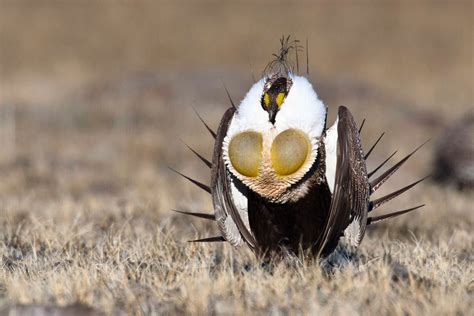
[228,131,263,177]
[271,129,310,176]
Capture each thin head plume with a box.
[294,35,300,74]
[306,38,309,75]
[245,46,257,83]
[263,35,302,77]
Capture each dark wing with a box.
[319,106,370,255]
[211,107,257,249]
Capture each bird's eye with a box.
[228,131,263,177]
[271,129,310,176]
[275,92,285,107]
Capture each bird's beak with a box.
[268,103,278,125]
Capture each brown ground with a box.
[0,1,472,315]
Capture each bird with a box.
[171,36,427,259]
[432,112,474,190]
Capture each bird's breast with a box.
[223,127,322,202]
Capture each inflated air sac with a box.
[271,129,310,176]
[228,131,263,177]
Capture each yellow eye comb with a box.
[275,92,285,107]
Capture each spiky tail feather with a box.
[168,167,211,194]
[365,132,384,160]
[193,107,216,139]
[181,141,212,168]
[368,150,397,178]
[367,205,425,225]
[189,236,225,243]
[362,129,429,226]
[370,140,430,194]
[369,176,429,212]
[171,209,215,221]
[358,118,366,134]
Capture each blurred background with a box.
[0,1,472,235]
[0,2,473,314]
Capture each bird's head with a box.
[261,75,292,125]
[221,36,327,202]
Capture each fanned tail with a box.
[362,136,429,226]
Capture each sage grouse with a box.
[432,112,474,190]
[172,37,426,259]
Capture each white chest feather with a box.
[324,118,338,194]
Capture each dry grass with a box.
[0,1,473,315]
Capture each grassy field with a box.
[0,1,473,315]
